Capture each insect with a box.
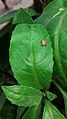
[41,40,47,46]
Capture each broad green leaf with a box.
[16,106,26,119]
[42,100,66,119]
[2,85,42,107]
[9,24,53,89]
[34,0,67,85]
[0,10,17,24]
[13,8,33,24]
[22,103,41,119]
[45,91,57,101]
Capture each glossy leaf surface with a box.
[10,24,53,89]
[2,85,42,107]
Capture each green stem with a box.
[53,80,67,118]
[53,80,64,95]
[39,0,46,7]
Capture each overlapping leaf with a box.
[13,8,33,24]
[2,85,42,107]
[34,0,67,86]
[22,104,41,119]
[0,10,17,25]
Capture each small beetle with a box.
[41,40,47,46]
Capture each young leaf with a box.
[9,24,53,89]
[13,8,33,25]
[34,0,67,85]
[2,85,42,107]
[42,100,66,119]
[22,103,41,119]
[45,91,57,101]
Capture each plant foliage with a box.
[0,0,67,119]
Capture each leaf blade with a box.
[45,91,57,101]
[2,85,42,107]
[0,10,17,24]
[42,100,66,119]
[10,24,53,89]
[22,103,41,119]
[34,0,67,86]
[13,8,33,24]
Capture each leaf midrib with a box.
[4,87,41,98]
[30,28,42,88]
[45,8,65,27]
[48,101,54,119]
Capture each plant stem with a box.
[52,80,64,95]
[53,80,67,118]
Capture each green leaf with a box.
[42,100,66,119]
[0,92,6,111]
[2,85,42,107]
[13,8,33,24]
[34,0,67,85]
[22,103,41,119]
[46,11,67,85]
[45,91,57,101]
[26,8,40,17]
[9,24,53,89]
[16,106,26,119]
[34,0,67,24]
[0,10,17,25]
[0,8,34,25]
